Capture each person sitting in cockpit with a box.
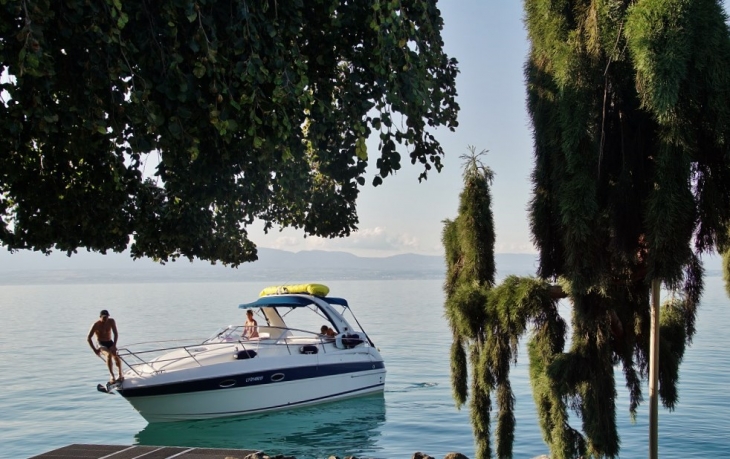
[243,310,259,339]
[320,325,337,338]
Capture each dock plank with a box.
[29,444,258,459]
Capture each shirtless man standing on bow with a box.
[87,309,124,384]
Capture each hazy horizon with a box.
[1,247,721,288]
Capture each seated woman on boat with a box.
[320,325,337,338]
[243,310,259,339]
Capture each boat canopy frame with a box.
[239,296,349,309]
[239,294,374,347]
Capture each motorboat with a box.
[111,284,386,422]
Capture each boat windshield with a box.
[204,325,243,344]
[203,300,369,344]
[274,305,335,334]
[271,302,367,336]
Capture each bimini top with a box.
[239,295,349,310]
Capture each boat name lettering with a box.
[246,375,264,383]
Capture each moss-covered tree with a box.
[446,1,730,458]
[444,148,567,459]
[525,1,730,454]
[0,0,458,265]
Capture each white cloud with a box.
[256,226,426,257]
[314,226,421,253]
[257,224,538,257]
[495,241,537,254]
[270,236,300,249]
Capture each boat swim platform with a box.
[29,444,260,459]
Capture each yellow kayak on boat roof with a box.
[259,283,330,297]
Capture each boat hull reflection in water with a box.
[135,393,386,458]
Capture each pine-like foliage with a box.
[521,0,730,457]
[446,3,730,456]
[443,147,496,457]
[443,148,566,458]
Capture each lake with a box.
[1,275,728,458]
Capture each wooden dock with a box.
[29,444,260,459]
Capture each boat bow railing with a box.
[116,325,372,377]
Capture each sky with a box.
[249,1,534,257]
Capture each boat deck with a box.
[29,444,260,459]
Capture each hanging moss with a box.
[450,336,468,407]
[514,0,730,457]
[657,299,689,410]
[529,338,586,459]
[724,249,730,297]
[445,106,711,458]
[445,148,566,458]
[470,345,492,459]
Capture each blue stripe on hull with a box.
[118,361,385,398]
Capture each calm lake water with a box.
[1,275,728,458]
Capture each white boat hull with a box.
[123,367,385,422]
[117,343,386,422]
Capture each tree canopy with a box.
[0,0,458,265]
[446,1,730,458]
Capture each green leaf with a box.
[282,147,293,161]
[193,62,206,78]
[355,136,368,160]
[117,12,128,29]
[168,121,181,136]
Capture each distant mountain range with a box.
[2,247,722,285]
[0,248,541,285]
